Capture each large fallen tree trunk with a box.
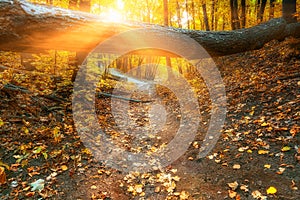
[0,0,300,58]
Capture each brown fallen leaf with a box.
[291,180,298,190]
[25,191,35,197]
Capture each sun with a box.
[91,0,125,23]
[105,8,123,22]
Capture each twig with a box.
[97,92,152,103]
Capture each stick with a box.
[97,92,152,103]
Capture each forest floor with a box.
[0,37,300,200]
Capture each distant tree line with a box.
[30,0,298,31]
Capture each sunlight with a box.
[91,0,124,23]
[117,0,124,10]
[104,8,123,22]
[180,11,190,28]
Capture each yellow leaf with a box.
[228,181,239,190]
[261,122,269,127]
[233,164,241,169]
[134,184,143,193]
[264,164,271,169]
[24,127,29,134]
[90,185,97,189]
[61,165,68,171]
[82,148,92,155]
[258,150,269,155]
[154,186,160,193]
[172,176,180,182]
[0,118,4,127]
[281,146,291,152]
[127,185,134,192]
[228,190,237,198]
[179,191,190,200]
[266,186,277,194]
[0,161,10,170]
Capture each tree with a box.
[230,0,240,30]
[190,0,196,29]
[202,3,210,31]
[282,0,297,23]
[175,0,182,28]
[241,0,246,28]
[0,0,300,59]
[211,0,215,30]
[185,0,190,29]
[163,0,169,26]
[258,0,267,22]
[269,0,275,20]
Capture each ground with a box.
[0,37,299,200]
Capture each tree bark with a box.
[191,0,196,29]
[230,0,240,30]
[176,0,182,28]
[0,0,299,59]
[202,4,210,31]
[258,0,267,22]
[269,0,275,20]
[185,0,190,29]
[282,0,297,23]
[163,0,169,26]
[211,0,215,30]
[241,0,246,28]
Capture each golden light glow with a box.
[103,8,123,22]
[92,0,124,23]
[117,0,124,10]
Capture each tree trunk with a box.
[191,0,196,29]
[0,0,299,59]
[230,0,240,30]
[163,0,169,26]
[282,0,297,23]
[176,0,182,28]
[166,57,173,81]
[214,3,218,30]
[202,4,210,31]
[211,0,215,31]
[269,0,275,20]
[241,0,246,28]
[258,0,267,22]
[256,0,261,22]
[185,0,190,29]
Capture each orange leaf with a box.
[61,165,68,171]
[0,167,7,185]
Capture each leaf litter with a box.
[0,38,299,199]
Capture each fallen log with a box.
[0,0,299,58]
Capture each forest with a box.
[0,0,300,199]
